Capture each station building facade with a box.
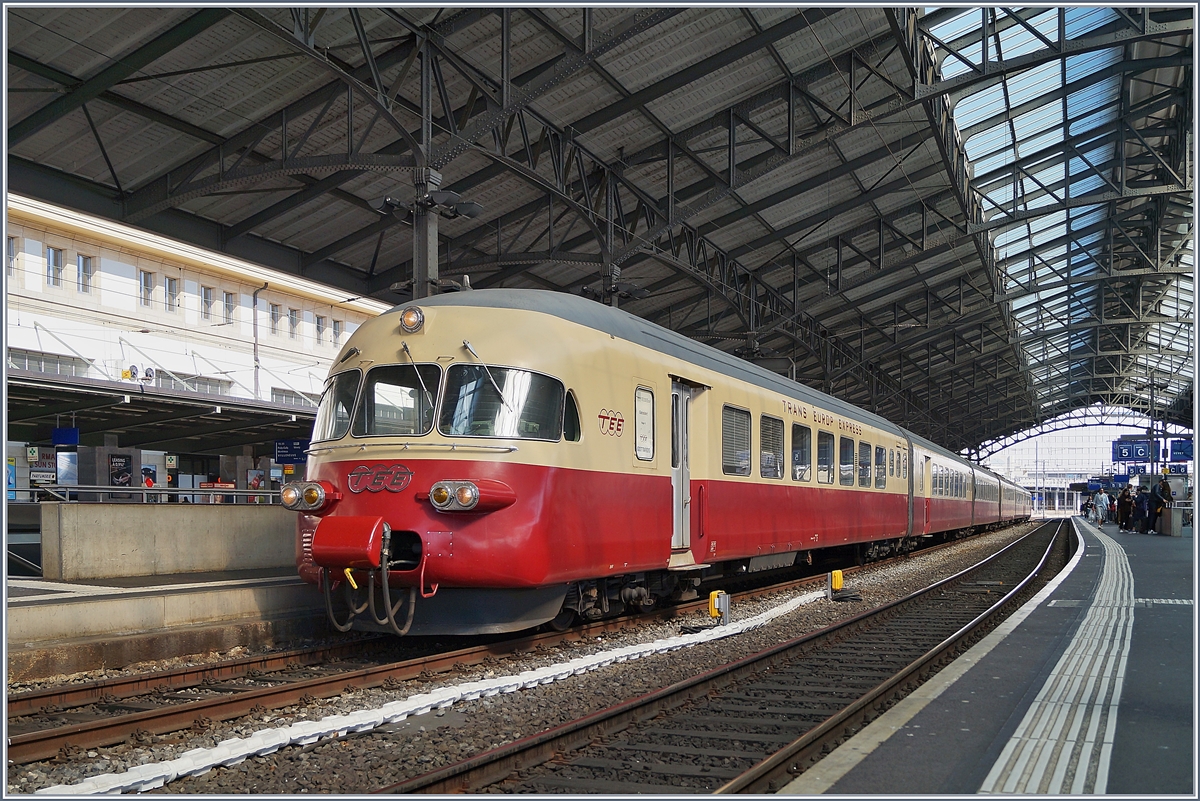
[5,195,390,496]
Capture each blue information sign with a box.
[1170,439,1193,462]
[1111,440,1161,462]
[274,439,309,464]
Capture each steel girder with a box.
[6,6,1193,453]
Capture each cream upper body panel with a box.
[309,300,909,493]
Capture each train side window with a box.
[817,432,834,484]
[791,424,811,481]
[634,387,654,460]
[839,436,855,486]
[889,449,894,477]
[858,442,871,487]
[671,394,681,468]
[721,405,751,476]
[563,392,581,442]
[902,452,908,479]
[760,415,784,479]
[875,446,886,489]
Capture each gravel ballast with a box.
[9,523,1044,795]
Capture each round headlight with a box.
[430,484,451,508]
[280,485,302,509]
[399,306,424,333]
[302,485,324,507]
[454,483,478,508]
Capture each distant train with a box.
[283,289,1031,636]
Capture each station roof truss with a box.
[7,6,1194,453]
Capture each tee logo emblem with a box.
[347,464,413,493]
[598,409,624,436]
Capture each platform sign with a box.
[30,448,57,485]
[1127,465,1148,475]
[1166,464,1189,474]
[51,427,79,446]
[1111,440,1161,462]
[1170,439,1193,462]
[274,439,309,464]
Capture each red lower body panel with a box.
[297,459,931,590]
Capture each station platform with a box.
[7,568,327,681]
[782,517,1194,796]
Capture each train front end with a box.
[283,302,576,636]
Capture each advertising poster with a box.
[56,451,79,485]
[7,456,15,500]
[141,465,158,487]
[109,454,132,498]
[29,447,57,486]
[247,469,266,503]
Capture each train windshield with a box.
[438,364,564,440]
[312,370,360,441]
[352,364,442,437]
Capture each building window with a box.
[164,276,179,312]
[155,371,231,395]
[7,237,17,276]
[760,415,784,479]
[315,315,326,343]
[222,291,236,324]
[46,247,63,287]
[272,387,320,407]
[288,308,299,339]
[201,286,214,320]
[139,270,154,306]
[269,303,281,335]
[332,319,343,345]
[721,406,751,476]
[77,254,94,293]
[8,347,92,378]
[791,424,811,481]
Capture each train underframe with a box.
[316,518,1025,636]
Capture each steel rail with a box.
[7,524,1026,765]
[376,521,1063,794]
[717,519,1066,793]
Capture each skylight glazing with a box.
[928,6,1193,423]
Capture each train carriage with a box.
[285,289,1029,636]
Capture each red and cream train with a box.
[284,289,1031,636]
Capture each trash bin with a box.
[1160,507,1184,537]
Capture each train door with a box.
[922,456,932,533]
[670,380,691,551]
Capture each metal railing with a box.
[8,485,281,504]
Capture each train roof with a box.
[400,289,1016,489]
[402,289,905,434]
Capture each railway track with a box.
[6,526,1027,766]
[379,520,1069,794]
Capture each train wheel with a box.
[547,607,576,632]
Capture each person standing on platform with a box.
[1117,486,1133,530]
[1133,486,1151,533]
[1149,477,1172,535]
[1107,491,1117,522]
